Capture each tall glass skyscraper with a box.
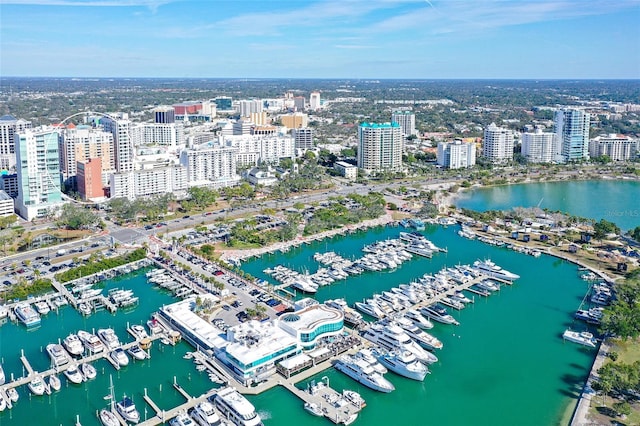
[554,108,590,163]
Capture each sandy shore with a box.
[219,211,395,261]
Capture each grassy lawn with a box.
[588,337,640,426]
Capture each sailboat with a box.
[99,375,119,426]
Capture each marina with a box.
[1,224,602,425]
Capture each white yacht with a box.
[78,330,105,354]
[63,333,85,357]
[14,303,41,327]
[420,304,459,325]
[34,300,51,315]
[6,387,19,403]
[404,310,434,330]
[562,330,597,348]
[476,280,500,292]
[110,348,129,367]
[334,355,395,393]
[290,277,318,294]
[49,374,61,391]
[28,376,46,395]
[473,259,520,281]
[342,390,366,408]
[64,364,84,384]
[213,386,263,426]
[170,413,196,426]
[372,349,429,381]
[191,401,222,426]
[354,300,386,319]
[81,363,97,380]
[131,324,149,340]
[97,328,121,350]
[128,345,147,361]
[451,291,474,304]
[116,396,140,424]
[303,402,323,417]
[354,348,388,374]
[396,321,443,353]
[46,343,71,367]
[363,323,434,365]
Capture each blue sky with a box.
[1,0,639,79]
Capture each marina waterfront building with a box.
[277,304,343,349]
[292,127,314,151]
[179,144,241,188]
[59,125,114,186]
[391,110,416,138]
[0,115,32,171]
[357,122,404,172]
[482,123,514,163]
[589,134,638,161]
[102,113,135,173]
[436,140,476,169]
[554,108,590,163]
[15,127,65,220]
[109,165,188,199]
[521,129,555,163]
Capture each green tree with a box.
[56,204,99,230]
[593,219,620,240]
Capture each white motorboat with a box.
[7,387,19,403]
[420,304,459,325]
[372,349,429,381]
[78,330,105,354]
[404,309,434,330]
[46,343,71,367]
[128,345,147,361]
[64,364,84,384]
[34,300,50,315]
[334,355,395,393]
[81,363,97,380]
[78,303,92,316]
[303,402,323,417]
[396,321,443,353]
[476,279,500,292]
[290,277,318,294]
[49,374,61,391]
[28,376,46,395]
[363,323,435,365]
[0,364,4,385]
[170,413,196,426]
[451,291,474,304]
[562,330,598,348]
[97,328,121,350]
[342,389,366,408]
[354,348,388,374]
[190,401,222,426]
[110,348,129,367]
[574,307,604,325]
[354,300,386,319]
[116,396,140,424]
[213,386,263,426]
[63,333,85,357]
[14,303,41,327]
[130,324,149,340]
[473,259,520,281]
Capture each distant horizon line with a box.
[2,76,639,82]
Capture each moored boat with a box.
[97,328,121,350]
[116,396,140,424]
[28,376,46,395]
[303,402,323,417]
[334,355,395,393]
[109,348,129,367]
[128,345,147,361]
[81,363,97,380]
[190,400,222,426]
[372,348,429,381]
[14,303,41,327]
[342,389,366,408]
[212,386,263,426]
[49,374,61,391]
[78,330,105,354]
[6,387,19,403]
[562,330,597,348]
[420,304,459,325]
[64,364,84,384]
[46,343,71,367]
[473,259,520,281]
[170,413,196,426]
[63,333,85,357]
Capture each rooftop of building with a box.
[225,320,298,366]
[360,122,400,128]
[278,304,342,333]
[160,298,227,351]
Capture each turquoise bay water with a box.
[454,180,640,231]
[242,225,596,426]
[1,225,597,425]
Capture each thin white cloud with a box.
[334,44,375,49]
[1,0,173,6]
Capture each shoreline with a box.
[218,211,396,262]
